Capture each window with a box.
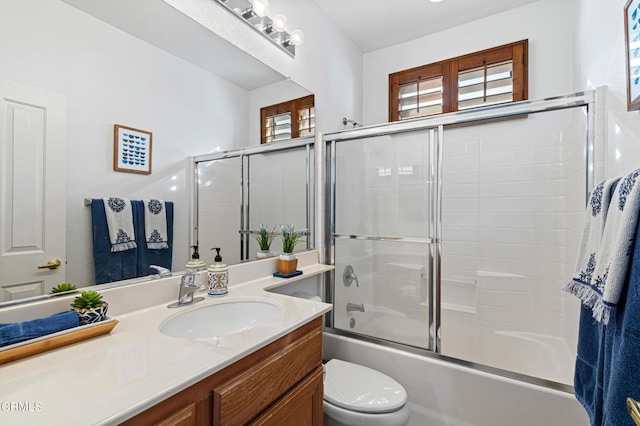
[389,40,527,122]
[261,94,315,144]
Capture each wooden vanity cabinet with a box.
[121,317,323,426]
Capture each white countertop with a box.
[0,259,333,425]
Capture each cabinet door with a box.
[213,328,322,425]
[251,366,323,426]
[155,403,196,426]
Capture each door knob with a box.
[37,259,61,270]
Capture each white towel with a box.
[103,197,137,252]
[143,199,169,250]
[565,170,640,324]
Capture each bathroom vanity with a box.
[123,317,323,425]
[0,251,332,425]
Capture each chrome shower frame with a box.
[322,90,596,392]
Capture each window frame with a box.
[260,94,315,144]
[388,40,528,122]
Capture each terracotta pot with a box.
[277,258,298,275]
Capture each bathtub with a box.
[323,332,589,426]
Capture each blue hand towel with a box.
[574,180,640,425]
[0,311,79,348]
[92,199,138,284]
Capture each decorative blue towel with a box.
[0,311,79,348]
[574,180,640,425]
[103,197,137,252]
[143,199,169,249]
[566,170,640,324]
[92,199,138,284]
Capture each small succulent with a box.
[50,282,77,295]
[71,290,105,310]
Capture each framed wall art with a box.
[113,124,152,174]
[625,0,640,110]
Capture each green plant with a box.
[71,290,105,310]
[50,282,77,294]
[251,224,277,251]
[281,225,307,254]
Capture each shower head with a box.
[342,117,360,128]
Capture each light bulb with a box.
[289,29,304,46]
[251,0,270,17]
[272,14,287,32]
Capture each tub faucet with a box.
[167,272,204,308]
[149,265,171,279]
[347,302,365,313]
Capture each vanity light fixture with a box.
[430,0,444,2]
[214,0,304,57]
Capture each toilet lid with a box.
[323,359,408,414]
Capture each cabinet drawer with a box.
[213,327,322,426]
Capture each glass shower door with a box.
[331,130,437,350]
[439,107,588,385]
[248,146,313,256]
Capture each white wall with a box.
[362,0,575,125]
[574,0,640,179]
[0,0,250,287]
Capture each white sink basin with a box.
[160,299,281,338]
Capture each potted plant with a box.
[278,225,307,274]
[50,282,77,296]
[251,224,277,258]
[70,290,108,325]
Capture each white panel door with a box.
[0,77,66,302]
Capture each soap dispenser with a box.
[207,248,228,297]
[185,245,207,272]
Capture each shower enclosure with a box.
[324,92,593,389]
[193,137,314,265]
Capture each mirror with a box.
[195,138,314,265]
[0,0,313,306]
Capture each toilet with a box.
[323,359,410,426]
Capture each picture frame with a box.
[113,124,152,174]
[625,0,640,111]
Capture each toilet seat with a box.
[323,359,408,414]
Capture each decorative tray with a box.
[0,317,118,365]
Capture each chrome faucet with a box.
[149,265,171,279]
[167,271,204,308]
[346,302,365,312]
